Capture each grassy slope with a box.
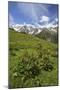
[36,29,58,44]
[9,30,58,88]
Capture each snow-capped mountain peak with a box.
[10,22,58,35]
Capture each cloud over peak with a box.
[40,15,49,23]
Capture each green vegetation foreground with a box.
[9,30,58,88]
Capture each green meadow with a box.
[9,29,58,88]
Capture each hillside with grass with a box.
[36,29,58,44]
[9,29,58,88]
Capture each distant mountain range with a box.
[9,23,58,35]
[9,23,58,44]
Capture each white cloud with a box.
[46,17,58,28]
[37,17,58,28]
[40,16,49,23]
[44,21,58,28]
[55,18,58,22]
[39,16,58,28]
[9,13,15,27]
[47,23,58,28]
[38,23,58,28]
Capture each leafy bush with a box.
[36,44,54,72]
[13,51,41,79]
[12,46,54,88]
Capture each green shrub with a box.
[43,63,53,71]
[36,44,54,72]
[10,51,16,56]
[13,51,41,84]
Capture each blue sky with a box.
[8,2,58,27]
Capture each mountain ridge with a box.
[9,23,58,35]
